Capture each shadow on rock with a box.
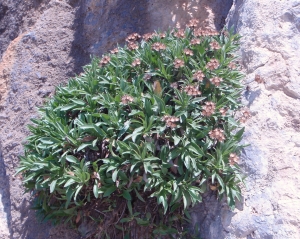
[12,200,51,239]
[0,143,12,237]
[69,0,151,75]
[190,190,237,238]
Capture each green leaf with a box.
[158,191,168,213]
[117,120,131,139]
[184,210,192,220]
[65,187,75,208]
[135,217,149,225]
[228,117,239,127]
[80,124,106,138]
[173,135,181,146]
[14,166,27,175]
[129,110,144,117]
[50,179,57,193]
[183,190,191,209]
[169,148,182,160]
[77,143,91,152]
[93,184,99,198]
[134,188,145,202]
[122,190,132,200]
[71,99,86,106]
[183,155,190,169]
[190,97,206,104]
[212,171,216,184]
[216,174,225,193]
[144,99,153,116]
[74,185,83,201]
[60,104,76,111]
[127,200,133,215]
[144,157,160,162]
[120,217,132,223]
[112,170,119,182]
[103,186,117,197]
[226,95,238,104]
[234,127,245,140]
[153,94,165,112]
[187,142,204,156]
[66,155,79,163]
[39,137,58,145]
[117,141,130,151]
[64,179,76,187]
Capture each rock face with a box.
[230,0,300,237]
[0,0,299,238]
[191,0,300,238]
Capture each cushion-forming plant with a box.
[18,20,246,238]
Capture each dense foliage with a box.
[18,21,246,238]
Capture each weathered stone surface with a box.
[191,0,300,238]
[2,0,299,238]
[0,1,82,238]
[231,1,300,238]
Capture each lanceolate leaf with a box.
[50,180,57,193]
[103,186,117,197]
[66,155,79,163]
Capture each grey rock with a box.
[38,89,51,98]
[1,0,299,238]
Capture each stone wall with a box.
[0,0,299,238]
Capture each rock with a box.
[0,151,10,239]
[38,89,51,98]
[1,0,299,238]
[192,0,300,238]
